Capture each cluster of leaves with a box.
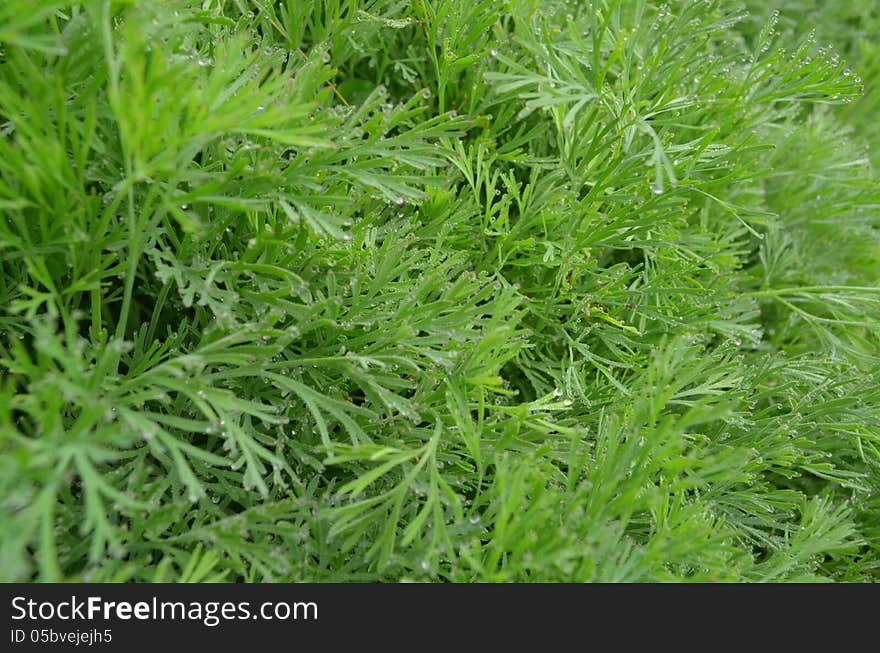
[1,0,878,582]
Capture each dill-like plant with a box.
[1,0,878,581]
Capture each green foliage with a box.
[1,0,878,582]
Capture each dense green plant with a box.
[1,0,878,582]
